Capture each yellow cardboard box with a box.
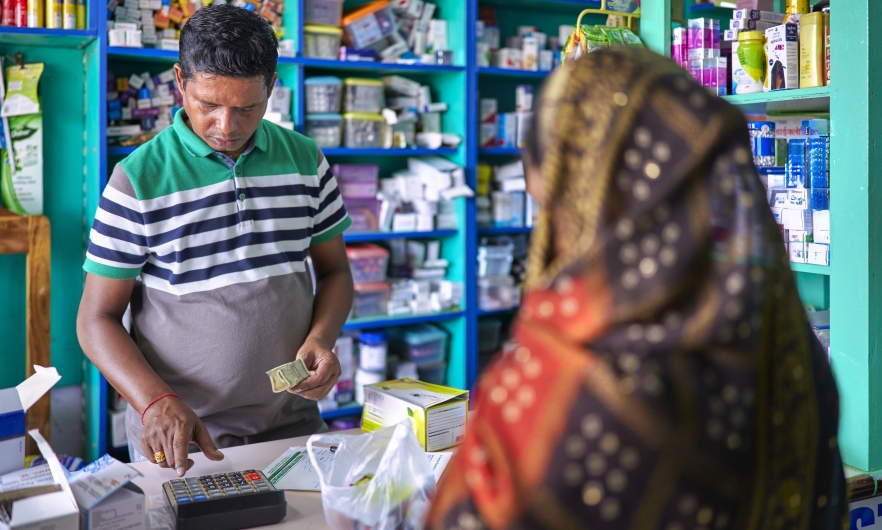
[361,378,469,452]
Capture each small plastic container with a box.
[352,282,391,319]
[344,113,385,148]
[333,164,379,199]
[304,24,343,59]
[388,324,448,367]
[344,78,385,113]
[304,0,344,26]
[417,362,447,385]
[346,243,390,283]
[343,198,381,232]
[305,77,343,114]
[341,1,397,51]
[305,113,343,148]
[477,245,515,278]
[358,330,387,372]
[478,275,518,311]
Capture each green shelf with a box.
[791,262,832,276]
[722,87,831,115]
[0,27,96,48]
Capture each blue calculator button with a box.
[176,497,191,504]
[192,494,207,501]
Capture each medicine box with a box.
[807,243,830,266]
[0,367,60,474]
[765,24,799,91]
[789,241,807,263]
[813,209,830,232]
[768,189,788,208]
[788,230,807,243]
[498,112,518,148]
[782,208,812,231]
[479,98,497,124]
[816,230,831,244]
[361,378,468,452]
[82,483,145,530]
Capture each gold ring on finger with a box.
[154,451,166,463]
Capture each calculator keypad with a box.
[165,470,276,504]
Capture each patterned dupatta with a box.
[428,48,845,530]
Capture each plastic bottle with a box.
[748,121,776,168]
[358,331,388,373]
[735,31,765,95]
[823,8,830,85]
[799,12,825,88]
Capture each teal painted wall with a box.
[0,44,89,389]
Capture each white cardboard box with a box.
[0,367,61,475]
[813,209,830,232]
[764,24,799,91]
[81,483,144,530]
[807,243,830,266]
[789,241,807,263]
[3,431,79,530]
[782,208,812,231]
[816,230,830,244]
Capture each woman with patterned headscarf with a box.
[428,47,845,530]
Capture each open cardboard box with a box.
[0,367,61,475]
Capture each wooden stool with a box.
[0,206,51,455]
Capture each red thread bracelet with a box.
[141,393,182,425]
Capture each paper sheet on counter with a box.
[16,366,61,411]
[263,447,453,491]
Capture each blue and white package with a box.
[810,188,830,210]
[786,138,806,188]
[807,136,829,188]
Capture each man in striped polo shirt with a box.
[77,4,354,476]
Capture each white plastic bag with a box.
[307,422,436,530]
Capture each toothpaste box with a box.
[361,378,469,452]
[765,24,799,91]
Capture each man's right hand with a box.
[141,396,224,477]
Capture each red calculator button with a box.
[246,473,262,481]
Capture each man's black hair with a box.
[179,4,279,88]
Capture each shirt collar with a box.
[173,109,268,157]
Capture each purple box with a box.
[132,107,160,119]
[672,27,687,67]
[333,164,380,200]
[688,18,713,50]
[343,198,381,232]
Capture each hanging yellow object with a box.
[560,2,642,66]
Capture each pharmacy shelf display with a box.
[3,0,881,472]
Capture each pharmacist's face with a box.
[175,65,277,156]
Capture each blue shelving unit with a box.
[478,226,533,236]
[108,46,178,60]
[477,67,550,78]
[321,404,363,420]
[293,57,465,73]
[344,230,457,243]
[478,147,522,156]
[477,307,520,317]
[342,311,465,332]
[321,147,458,157]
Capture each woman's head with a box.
[523,47,784,324]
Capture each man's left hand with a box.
[288,339,342,400]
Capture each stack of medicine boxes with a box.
[673,18,727,96]
[769,119,830,266]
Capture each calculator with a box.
[162,470,287,530]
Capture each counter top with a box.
[129,430,363,529]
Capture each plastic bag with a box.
[308,422,436,530]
